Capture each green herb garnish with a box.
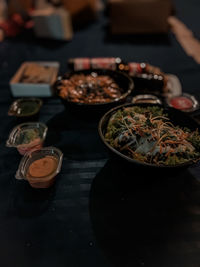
[105,106,200,166]
[16,128,40,145]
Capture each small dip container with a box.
[166,93,199,112]
[132,94,162,104]
[6,122,48,155]
[8,98,42,121]
[15,147,63,188]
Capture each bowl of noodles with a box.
[99,103,200,168]
[54,69,134,115]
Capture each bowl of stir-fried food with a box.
[99,103,200,167]
[54,69,134,114]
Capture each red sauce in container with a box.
[170,96,193,110]
[167,94,199,112]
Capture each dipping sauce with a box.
[6,122,48,155]
[17,142,43,155]
[170,96,193,110]
[15,146,63,189]
[8,98,42,118]
[16,128,40,145]
[167,94,199,112]
[27,156,58,178]
[58,73,123,104]
[16,128,42,154]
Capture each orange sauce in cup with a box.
[27,156,58,178]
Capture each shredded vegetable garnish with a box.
[105,106,200,165]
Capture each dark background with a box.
[0,0,200,267]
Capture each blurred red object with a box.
[0,13,33,37]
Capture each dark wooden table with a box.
[0,1,200,266]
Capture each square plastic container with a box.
[6,122,48,155]
[15,147,63,188]
[10,61,60,97]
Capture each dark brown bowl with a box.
[98,103,200,168]
[54,69,134,117]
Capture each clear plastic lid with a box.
[15,146,63,181]
[6,122,48,149]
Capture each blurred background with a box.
[0,0,200,97]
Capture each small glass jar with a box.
[6,122,48,155]
[15,147,63,188]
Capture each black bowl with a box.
[98,103,200,168]
[54,69,134,117]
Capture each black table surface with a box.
[1,1,200,266]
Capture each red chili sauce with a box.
[169,96,193,110]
